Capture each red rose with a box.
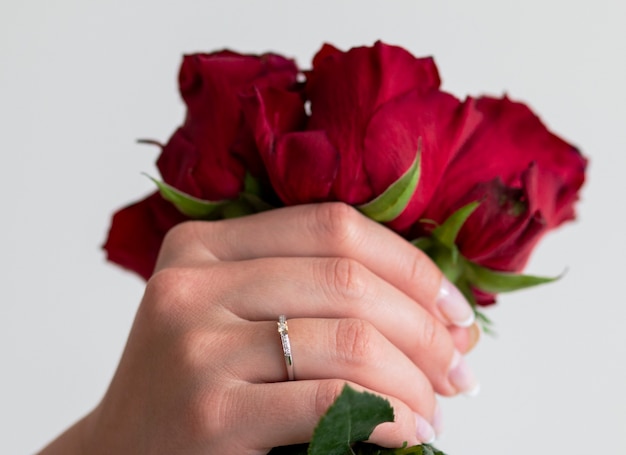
[243,41,481,230]
[104,42,587,307]
[414,96,587,304]
[104,51,298,279]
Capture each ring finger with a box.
[226,317,436,421]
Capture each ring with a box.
[277,315,295,380]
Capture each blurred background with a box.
[1,1,624,453]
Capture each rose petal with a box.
[103,192,187,279]
[363,93,482,230]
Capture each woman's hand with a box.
[42,203,480,454]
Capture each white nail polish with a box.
[432,402,444,437]
[414,412,436,444]
[437,278,475,328]
[448,350,480,396]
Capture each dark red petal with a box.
[103,192,187,280]
[269,131,339,204]
[159,52,299,201]
[179,52,298,117]
[456,168,546,271]
[472,288,497,306]
[311,43,342,68]
[437,96,587,213]
[307,42,441,138]
[242,86,336,205]
[157,127,244,200]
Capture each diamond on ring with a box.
[277,315,294,380]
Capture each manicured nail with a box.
[437,278,475,327]
[432,402,444,437]
[414,413,436,444]
[448,350,480,396]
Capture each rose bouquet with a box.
[104,42,586,453]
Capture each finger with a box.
[158,203,475,329]
[226,318,436,420]
[450,323,481,354]
[226,380,434,450]
[204,257,477,396]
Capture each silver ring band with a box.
[277,315,294,380]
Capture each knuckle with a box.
[158,220,221,269]
[144,267,194,306]
[335,318,377,366]
[407,249,441,304]
[313,202,363,251]
[327,257,369,301]
[187,386,233,442]
[141,267,202,328]
[313,380,348,417]
[417,313,441,353]
[383,417,411,445]
[162,221,200,250]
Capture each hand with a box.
[42,203,480,454]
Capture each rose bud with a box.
[413,96,587,305]
[242,41,481,230]
[104,51,299,279]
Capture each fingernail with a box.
[464,322,482,354]
[432,402,444,437]
[414,413,436,444]
[437,278,475,327]
[448,350,480,396]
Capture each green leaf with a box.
[465,261,561,294]
[351,442,447,454]
[308,385,394,455]
[145,174,228,219]
[431,201,480,247]
[358,141,422,223]
[268,385,447,454]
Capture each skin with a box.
[39,203,479,454]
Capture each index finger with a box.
[156,202,475,329]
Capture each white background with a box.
[1,1,625,453]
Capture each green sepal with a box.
[411,201,562,333]
[358,141,422,223]
[431,201,480,247]
[145,174,228,219]
[243,172,262,195]
[239,192,276,213]
[411,237,434,251]
[221,199,256,219]
[474,309,496,336]
[465,262,561,294]
[429,241,461,282]
[308,385,394,455]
